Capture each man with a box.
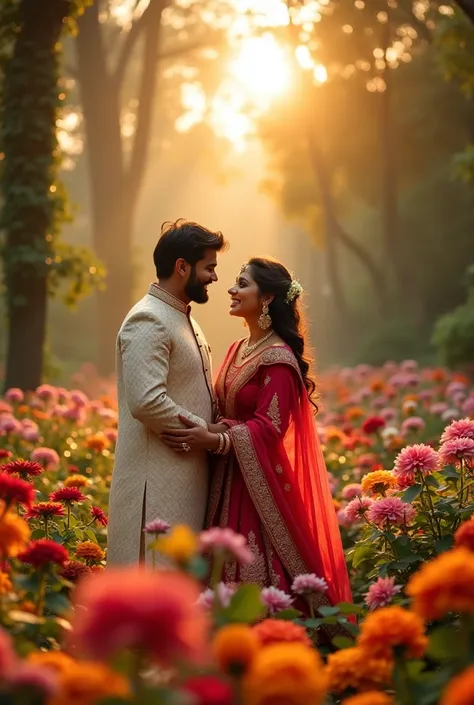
[107,219,227,565]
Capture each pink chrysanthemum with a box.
[50,487,86,504]
[345,496,374,522]
[0,415,21,435]
[30,447,60,471]
[462,397,474,415]
[4,389,23,404]
[401,417,425,434]
[364,576,402,610]
[368,497,416,527]
[342,484,363,500]
[438,437,474,468]
[440,418,474,444]
[3,459,43,479]
[380,407,397,422]
[430,402,449,415]
[70,390,89,408]
[393,444,439,488]
[197,583,235,610]
[35,385,57,402]
[143,518,171,535]
[260,587,293,615]
[337,509,354,527]
[90,506,108,527]
[199,528,253,566]
[292,574,328,595]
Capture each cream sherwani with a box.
[107,284,215,565]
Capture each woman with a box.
[162,258,352,612]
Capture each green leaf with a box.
[318,606,340,617]
[352,543,373,568]
[441,467,460,480]
[332,636,354,649]
[435,536,454,554]
[44,591,70,615]
[336,602,364,615]
[402,484,422,502]
[272,608,302,621]
[221,584,265,624]
[428,626,463,661]
[186,555,208,581]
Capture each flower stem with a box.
[67,505,71,529]
[35,569,46,617]
[210,553,225,589]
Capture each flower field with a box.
[0,362,474,704]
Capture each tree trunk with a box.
[76,0,164,374]
[2,0,73,391]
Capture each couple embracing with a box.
[107,219,351,614]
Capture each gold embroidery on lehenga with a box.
[264,374,271,386]
[240,531,267,586]
[267,393,282,433]
[275,465,283,474]
[284,484,291,492]
[224,560,237,583]
[262,529,281,587]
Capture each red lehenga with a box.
[206,341,352,612]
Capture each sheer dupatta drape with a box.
[207,343,352,608]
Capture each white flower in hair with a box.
[286,279,303,304]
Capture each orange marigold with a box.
[212,624,259,676]
[325,646,393,693]
[343,692,394,705]
[75,541,105,564]
[454,520,474,552]
[440,666,474,705]
[49,660,130,705]
[361,471,398,497]
[252,619,311,648]
[243,643,328,705]
[0,510,30,558]
[64,475,88,488]
[28,650,74,675]
[358,606,427,660]
[85,434,110,452]
[406,548,474,621]
[0,572,12,595]
[347,407,366,420]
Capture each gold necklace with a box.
[241,330,273,359]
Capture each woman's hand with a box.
[161,415,220,453]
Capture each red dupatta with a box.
[207,341,352,608]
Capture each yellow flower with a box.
[406,548,474,621]
[358,606,427,660]
[343,692,394,705]
[361,471,398,497]
[347,407,366,420]
[65,475,88,488]
[243,643,328,705]
[75,541,105,564]
[49,660,130,705]
[0,572,12,595]
[325,646,393,693]
[325,427,346,443]
[440,666,474,705]
[85,433,110,452]
[0,511,30,557]
[212,624,259,676]
[152,524,197,564]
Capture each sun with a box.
[229,33,292,104]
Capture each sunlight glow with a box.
[230,34,291,102]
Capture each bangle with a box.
[221,432,231,455]
[212,433,224,455]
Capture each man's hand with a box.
[161,415,220,453]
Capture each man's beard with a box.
[185,266,209,304]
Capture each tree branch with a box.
[112,0,159,89]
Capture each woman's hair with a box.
[247,257,318,411]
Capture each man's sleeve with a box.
[119,310,206,434]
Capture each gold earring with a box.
[258,302,272,330]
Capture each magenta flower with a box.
[393,443,439,488]
[342,484,363,501]
[70,390,89,408]
[440,418,474,444]
[144,518,171,535]
[430,402,449,416]
[199,527,254,566]
[462,397,474,415]
[0,415,21,435]
[438,438,474,468]
[380,407,397,422]
[35,384,57,402]
[292,574,328,595]
[196,582,235,609]
[364,576,402,610]
[337,509,354,527]
[30,447,60,471]
[345,496,374,522]
[401,417,425,434]
[368,497,416,527]
[261,587,293,615]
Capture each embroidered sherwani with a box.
[107,285,215,566]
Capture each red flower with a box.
[49,487,86,504]
[181,676,233,705]
[455,520,474,552]
[0,450,12,461]
[18,539,68,568]
[90,506,108,527]
[26,502,65,520]
[61,560,92,582]
[362,416,386,434]
[0,473,34,508]
[3,459,43,479]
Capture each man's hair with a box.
[153,219,228,279]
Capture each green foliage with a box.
[432,265,474,369]
[435,9,474,99]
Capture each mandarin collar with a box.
[148,284,191,315]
